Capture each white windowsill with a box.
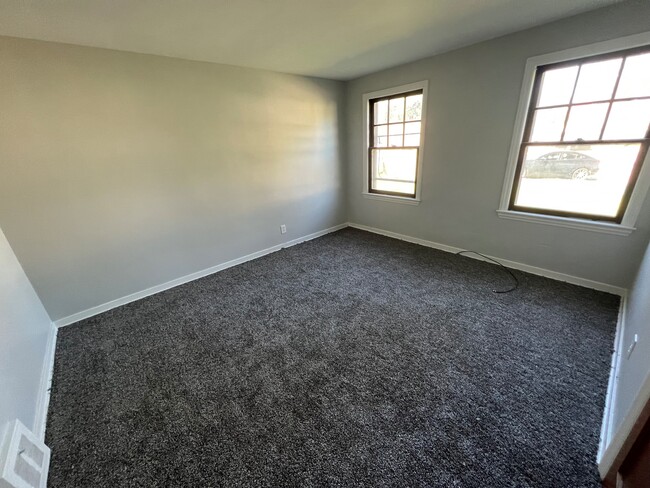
[496,209,635,236]
[363,193,420,206]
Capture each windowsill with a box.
[363,192,420,206]
[496,209,635,236]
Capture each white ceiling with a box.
[0,0,621,80]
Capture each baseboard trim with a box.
[348,223,626,296]
[598,294,627,462]
[598,370,650,480]
[54,223,348,328]
[33,322,58,441]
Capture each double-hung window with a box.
[364,81,428,202]
[499,34,650,234]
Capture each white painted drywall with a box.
[0,36,346,321]
[612,238,650,434]
[0,226,52,439]
[346,0,650,288]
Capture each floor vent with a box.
[0,420,50,488]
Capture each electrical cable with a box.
[455,250,519,294]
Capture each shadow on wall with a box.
[0,38,346,322]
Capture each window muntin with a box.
[509,45,650,223]
[368,90,423,198]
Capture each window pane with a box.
[563,103,609,141]
[405,94,423,121]
[616,52,650,99]
[389,97,405,123]
[529,107,567,142]
[572,58,622,103]
[404,122,421,135]
[404,134,421,146]
[374,100,388,124]
[603,99,650,140]
[388,124,403,147]
[374,125,387,147]
[371,148,417,195]
[515,143,640,217]
[389,136,403,147]
[537,66,579,107]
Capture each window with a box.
[499,34,650,235]
[363,81,428,203]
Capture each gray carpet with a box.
[46,228,618,487]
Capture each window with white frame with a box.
[364,81,427,201]
[499,35,650,234]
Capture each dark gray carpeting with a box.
[46,228,618,487]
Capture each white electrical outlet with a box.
[280,225,287,234]
[0,419,50,488]
[627,334,638,358]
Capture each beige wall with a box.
[1,3,648,319]
[0,36,346,321]
[346,0,650,288]
[614,239,650,434]
[0,226,52,439]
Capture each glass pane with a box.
[616,52,650,99]
[371,148,417,195]
[374,100,388,124]
[563,103,609,141]
[388,123,403,146]
[572,58,622,103]
[405,94,423,121]
[404,122,421,134]
[529,107,567,142]
[404,134,421,146]
[515,143,640,217]
[389,135,403,147]
[374,125,387,147]
[389,97,405,123]
[603,100,650,140]
[537,66,579,107]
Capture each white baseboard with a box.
[54,223,348,328]
[348,223,626,296]
[598,294,627,462]
[53,221,626,327]
[33,322,58,441]
[46,219,630,471]
[598,370,650,478]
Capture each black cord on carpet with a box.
[46,229,616,487]
[455,250,519,293]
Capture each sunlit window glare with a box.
[369,92,423,196]
[512,47,650,221]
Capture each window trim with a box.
[498,32,650,235]
[362,81,428,204]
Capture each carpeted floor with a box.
[46,228,619,487]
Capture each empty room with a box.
[2,1,650,486]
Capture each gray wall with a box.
[613,238,650,433]
[346,0,650,288]
[0,226,52,439]
[0,36,346,321]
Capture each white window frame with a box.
[497,32,650,236]
[362,80,429,205]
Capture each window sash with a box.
[508,45,650,223]
[368,90,423,197]
[368,147,419,198]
